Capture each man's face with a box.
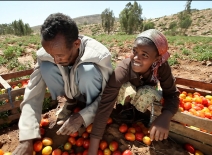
[41,34,80,66]
[130,40,160,75]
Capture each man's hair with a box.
[40,13,78,48]
[135,37,159,56]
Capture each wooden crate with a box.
[153,77,212,155]
[0,69,51,126]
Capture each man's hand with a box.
[149,110,173,141]
[56,113,84,135]
[12,140,33,155]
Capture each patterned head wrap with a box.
[136,29,170,82]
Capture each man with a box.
[12,13,113,155]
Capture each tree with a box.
[178,0,192,35]
[185,0,192,14]
[119,1,143,34]
[101,8,115,34]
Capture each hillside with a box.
[31,9,212,37]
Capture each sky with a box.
[0,1,211,27]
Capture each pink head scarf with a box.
[136,29,170,82]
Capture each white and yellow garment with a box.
[117,82,162,113]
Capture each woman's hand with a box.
[149,110,173,141]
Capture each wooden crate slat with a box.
[153,104,212,131]
[0,113,20,125]
[169,132,212,155]
[0,76,11,89]
[170,121,212,146]
[0,101,21,113]
[177,87,211,96]
[175,77,212,91]
[0,69,34,80]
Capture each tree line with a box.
[101,0,193,35]
[0,19,33,36]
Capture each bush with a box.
[142,22,155,31]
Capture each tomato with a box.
[97,149,104,155]
[103,148,111,155]
[208,105,212,111]
[76,137,84,147]
[33,140,43,152]
[86,124,93,133]
[124,132,135,141]
[122,150,133,155]
[119,123,128,133]
[42,146,52,155]
[195,150,204,155]
[40,127,45,135]
[82,149,88,155]
[189,108,197,115]
[135,132,144,141]
[40,118,49,127]
[193,92,200,96]
[202,98,209,106]
[143,136,151,146]
[204,111,212,119]
[0,149,4,155]
[127,127,136,134]
[62,152,69,155]
[52,148,62,155]
[107,117,113,124]
[184,143,195,153]
[2,152,11,155]
[70,131,79,137]
[99,140,108,151]
[112,150,121,155]
[68,137,76,145]
[183,102,192,110]
[82,132,89,139]
[42,137,53,146]
[64,142,72,150]
[83,139,90,149]
[109,141,118,152]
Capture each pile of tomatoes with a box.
[179,91,212,119]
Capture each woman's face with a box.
[41,33,80,66]
[130,39,160,75]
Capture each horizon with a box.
[0,1,211,27]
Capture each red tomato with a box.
[119,124,128,133]
[33,140,43,152]
[184,143,195,153]
[82,149,88,155]
[122,150,133,155]
[202,98,209,106]
[99,140,108,151]
[70,131,79,137]
[68,137,76,145]
[183,102,192,110]
[40,127,45,135]
[76,137,84,147]
[109,141,118,152]
[97,149,104,155]
[208,105,212,111]
[107,117,113,124]
[124,132,135,141]
[62,152,69,155]
[40,118,49,127]
[112,150,121,155]
[82,132,89,139]
[135,132,144,141]
[204,112,212,119]
[52,148,62,155]
[103,148,111,155]
[0,149,4,155]
[86,124,93,133]
[83,139,90,149]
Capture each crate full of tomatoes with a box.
[153,77,212,155]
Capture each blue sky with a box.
[0,1,211,27]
